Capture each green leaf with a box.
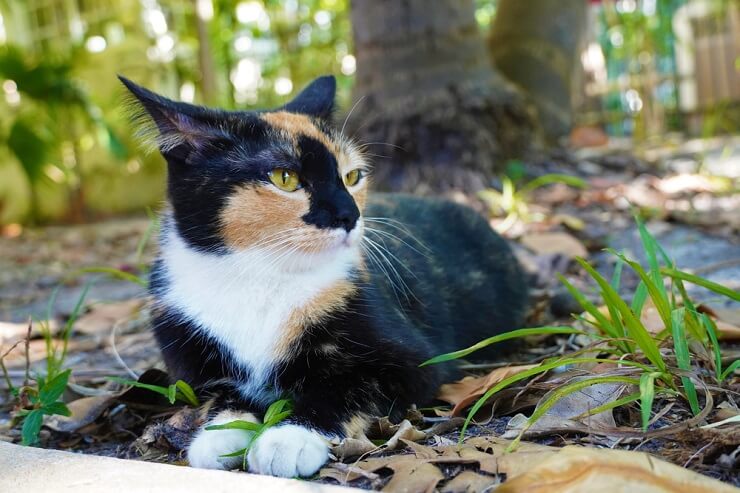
[557,274,624,342]
[573,392,641,420]
[69,267,147,287]
[40,369,71,406]
[635,218,666,296]
[576,258,665,372]
[42,401,71,417]
[639,372,661,431]
[670,308,700,415]
[631,281,648,317]
[174,380,200,407]
[167,384,177,404]
[420,326,583,366]
[21,409,44,445]
[608,250,671,330]
[264,410,292,427]
[108,377,171,400]
[661,268,740,302]
[206,420,262,432]
[7,119,50,182]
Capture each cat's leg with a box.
[188,408,261,470]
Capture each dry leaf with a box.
[438,365,538,416]
[497,446,737,493]
[520,232,588,259]
[44,395,115,433]
[440,471,499,493]
[75,299,145,335]
[382,461,444,493]
[698,305,740,341]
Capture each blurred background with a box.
[0,0,737,225]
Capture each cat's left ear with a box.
[118,75,230,160]
[282,75,336,122]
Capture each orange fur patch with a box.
[273,280,356,361]
[220,185,310,250]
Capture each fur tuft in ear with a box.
[118,75,230,158]
[282,75,336,122]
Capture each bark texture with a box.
[489,0,587,142]
[348,0,534,193]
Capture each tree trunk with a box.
[348,0,534,194]
[489,0,587,143]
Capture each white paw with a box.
[188,410,259,470]
[247,424,329,478]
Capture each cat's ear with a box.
[282,75,336,122]
[118,75,229,159]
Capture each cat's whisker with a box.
[363,236,418,304]
[340,95,366,139]
[363,217,432,253]
[364,226,430,260]
[360,243,404,307]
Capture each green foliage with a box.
[206,399,293,470]
[107,377,200,407]
[424,216,739,444]
[18,369,73,445]
[479,173,586,232]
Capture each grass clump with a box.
[423,217,739,447]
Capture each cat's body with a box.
[121,75,527,477]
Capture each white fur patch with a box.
[160,222,362,403]
[188,410,259,470]
[247,424,329,478]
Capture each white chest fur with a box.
[159,229,360,402]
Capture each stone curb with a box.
[0,441,358,492]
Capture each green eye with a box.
[268,168,301,192]
[344,169,362,187]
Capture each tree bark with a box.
[348,0,534,194]
[489,0,587,143]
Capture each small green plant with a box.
[206,399,293,470]
[108,377,200,407]
[17,369,73,445]
[423,216,739,448]
[478,173,586,232]
[2,284,91,445]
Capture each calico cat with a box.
[120,75,527,478]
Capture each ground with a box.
[0,136,738,491]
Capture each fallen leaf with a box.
[520,232,588,259]
[44,395,115,433]
[382,461,444,493]
[497,446,737,493]
[75,299,145,335]
[697,305,740,341]
[438,365,538,416]
[440,471,499,493]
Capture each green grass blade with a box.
[661,268,740,302]
[264,410,292,427]
[71,267,148,287]
[219,447,248,458]
[610,255,625,292]
[576,258,666,371]
[166,384,177,404]
[635,218,666,293]
[608,250,671,329]
[557,275,617,334]
[670,309,700,415]
[518,174,587,195]
[573,392,641,420]
[631,281,648,317]
[263,399,292,423]
[108,377,170,400]
[174,380,200,407]
[720,360,740,382]
[460,356,651,440]
[206,420,262,432]
[701,314,723,380]
[420,327,583,366]
[639,372,660,431]
[508,376,640,450]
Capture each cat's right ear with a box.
[118,75,228,160]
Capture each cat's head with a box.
[121,75,368,267]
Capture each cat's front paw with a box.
[247,424,329,478]
[188,410,258,470]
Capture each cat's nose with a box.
[331,208,359,232]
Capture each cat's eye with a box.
[268,168,301,192]
[344,169,362,187]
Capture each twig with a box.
[683,440,714,468]
[24,318,31,388]
[691,257,740,276]
[110,320,139,380]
